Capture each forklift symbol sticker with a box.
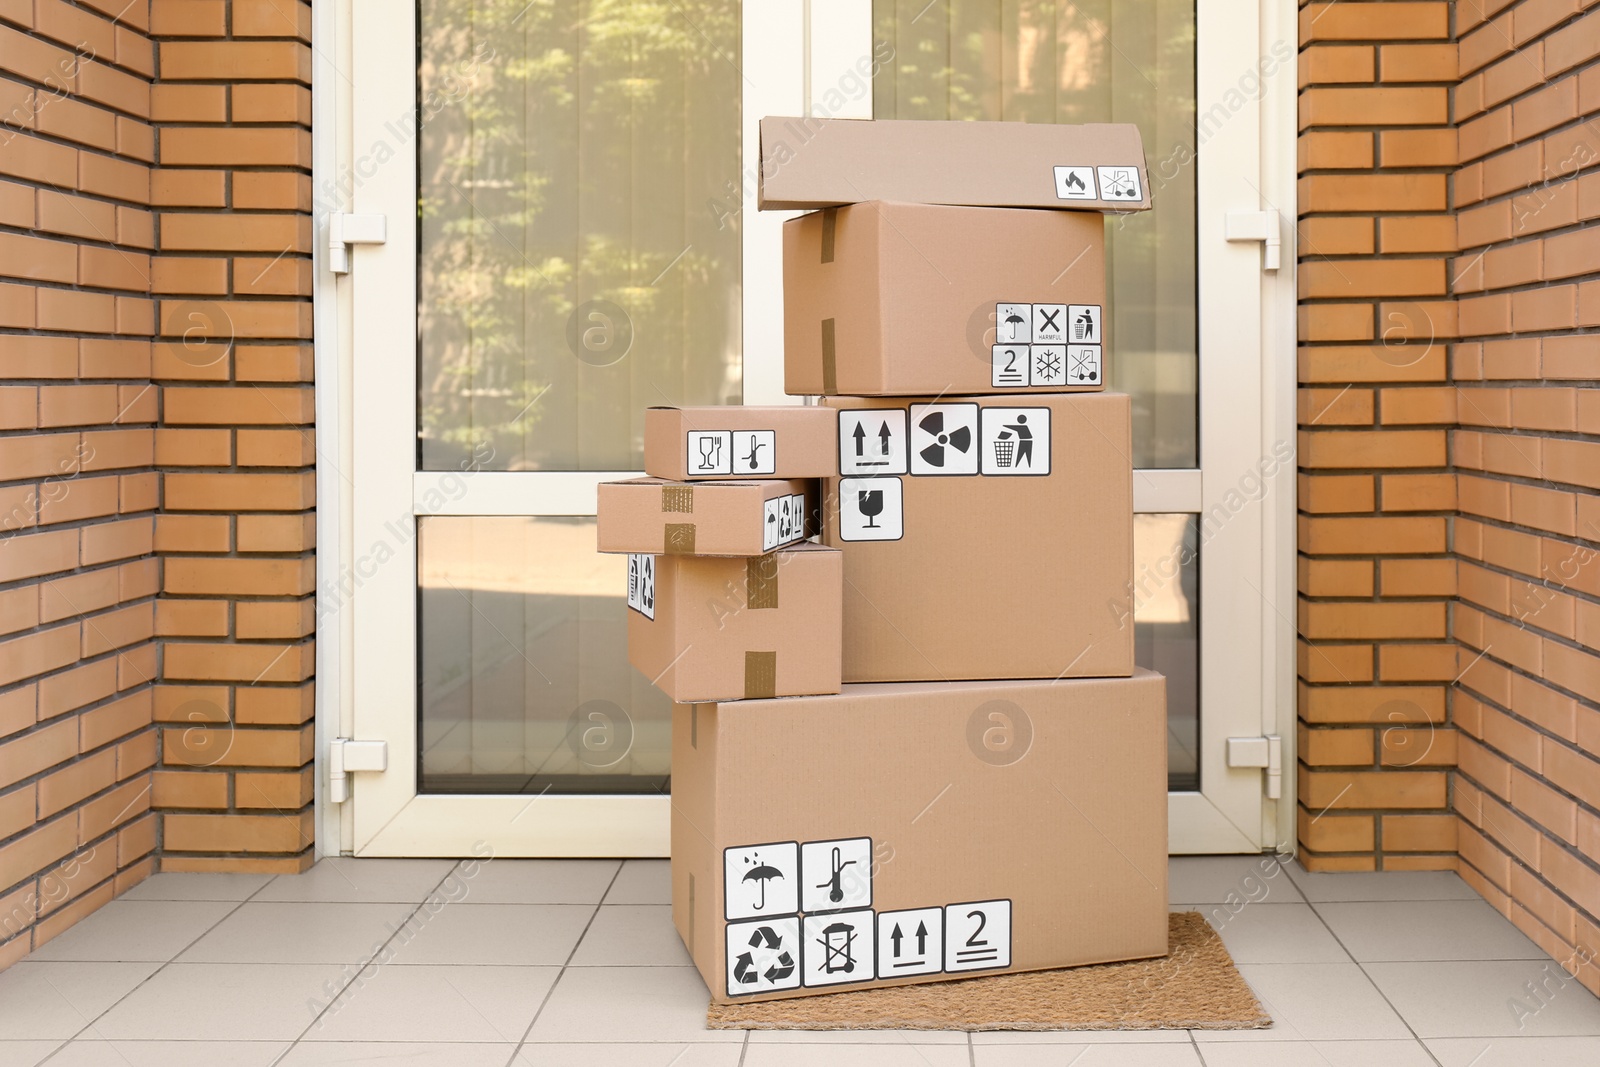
[802,910,875,987]
[877,907,943,978]
[801,837,872,912]
[1096,165,1142,200]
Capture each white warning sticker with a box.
[877,907,943,978]
[995,302,1031,345]
[1067,344,1102,386]
[800,837,873,913]
[909,403,979,476]
[1068,304,1102,344]
[724,841,799,920]
[790,493,807,539]
[626,554,655,619]
[802,909,875,987]
[1033,303,1066,344]
[726,916,801,996]
[687,430,731,475]
[838,477,903,541]
[992,344,1029,388]
[838,409,908,476]
[944,899,1011,973]
[1097,165,1142,202]
[762,498,782,551]
[1053,165,1098,200]
[980,408,1051,476]
[1030,344,1067,388]
[732,429,776,475]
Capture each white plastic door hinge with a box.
[1226,734,1283,800]
[327,738,388,803]
[327,212,387,274]
[1224,210,1282,272]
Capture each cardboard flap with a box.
[759,117,1151,213]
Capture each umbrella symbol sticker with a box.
[995,302,1031,344]
[743,852,785,910]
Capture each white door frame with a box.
[311,0,1299,857]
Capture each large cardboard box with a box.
[645,406,837,481]
[672,669,1170,1003]
[598,478,816,557]
[785,202,1108,396]
[628,543,842,702]
[758,116,1151,213]
[822,392,1133,682]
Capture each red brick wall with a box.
[1448,0,1600,997]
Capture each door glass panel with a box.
[418,516,671,794]
[418,0,743,472]
[871,0,1197,468]
[1134,513,1199,790]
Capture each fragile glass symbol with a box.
[698,436,722,469]
[858,490,884,528]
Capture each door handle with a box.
[1224,210,1282,272]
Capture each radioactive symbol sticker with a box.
[908,403,979,477]
[725,916,801,996]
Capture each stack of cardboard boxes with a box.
[597,118,1169,1005]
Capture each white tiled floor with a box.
[4,855,1599,1065]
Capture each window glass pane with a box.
[418,516,671,794]
[1134,513,1199,791]
[418,0,743,472]
[871,0,1197,468]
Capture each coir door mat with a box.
[707,911,1271,1032]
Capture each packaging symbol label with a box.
[980,408,1051,476]
[800,837,873,913]
[1097,165,1142,201]
[1068,304,1102,343]
[802,909,876,987]
[992,344,1029,388]
[1032,303,1067,343]
[733,430,777,475]
[995,302,1032,344]
[726,916,801,996]
[1030,345,1067,387]
[724,841,799,920]
[909,403,979,476]
[838,410,908,475]
[1067,345,1102,385]
[1053,165,1098,200]
[626,554,655,619]
[838,476,903,541]
[944,900,1011,972]
[687,430,732,475]
[876,907,944,978]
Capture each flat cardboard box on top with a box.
[598,478,816,557]
[758,117,1152,213]
[824,392,1133,683]
[671,669,1170,1003]
[785,202,1108,396]
[628,542,842,703]
[645,406,838,481]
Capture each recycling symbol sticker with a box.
[725,916,801,995]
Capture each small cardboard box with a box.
[758,116,1151,213]
[645,406,838,481]
[598,478,817,557]
[784,202,1108,396]
[628,543,842,703]
[672,669,1170,1003]
[822,392,1133,682]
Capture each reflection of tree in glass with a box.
[419,0,743,473]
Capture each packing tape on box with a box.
[819,207,837,263]
[663,522,696,554]
[746,555,779,609]
[821,318,837,395]
[661,485,694,512]
[744,650,777,699]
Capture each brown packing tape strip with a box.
[820,207,836,263]
[661,485,694,513]
[821,318,837,395]
[663,523,696,554]
[746,555,779,609]
[744,651,777,699]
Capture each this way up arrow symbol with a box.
[852,422,866,457]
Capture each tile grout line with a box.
[506,861,626,1063]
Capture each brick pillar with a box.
[1295,0,1461,871]
[147,0,315,873]
[0,0,159,966]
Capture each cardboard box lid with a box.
[759,117,1151,213]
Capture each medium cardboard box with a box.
[628,543,842,703]
[822,392,1133,682]
[672,669,1170,1003]
[598,478,817,557]
[785,202,1108,396]
[644,405,838,481]
[758,116,1152,213]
